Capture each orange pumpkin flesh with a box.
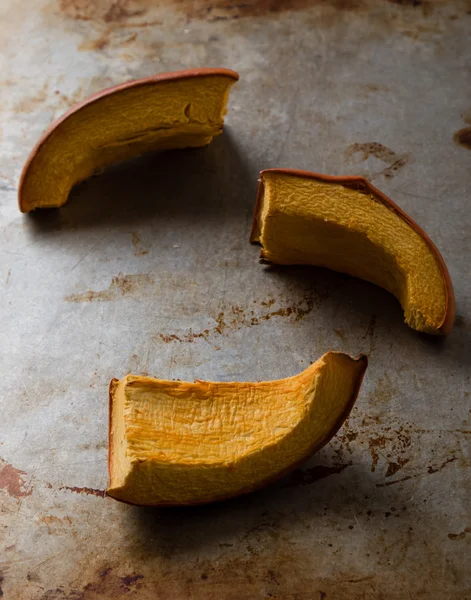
[107,352,367,506]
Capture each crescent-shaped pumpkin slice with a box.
[107,351,367,506]
[18,68,239,212]
[251,169,454,335]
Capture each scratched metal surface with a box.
[0,0,470,598]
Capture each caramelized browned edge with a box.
[107,378,120,490]
[18,68,239,213]
[250,168,455,336]
[106,353,368,507]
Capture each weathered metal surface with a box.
[0,0,470,598]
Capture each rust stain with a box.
[370,372,397,405]
[60,0,147,22]
[121,574,144,590]
[65,273,155,302]
[60,486,107,497]
[79,441,108,450]
[368,436,386,472]
[0,573,3,598]
[38,515,73,534]
[345,142,409,178]
[448,527,471,541]
[362,314,376,353]
[40,570,144,599]
[79,30,139,51]
[377,455,458,487]
[155,295,315,344]
[454,127,471,150]
[376,474,413,487]
[100,568,112,578]
[334,328,346,340]
[0,463,33,498]
[131,232,149,256]
[15,83,49,114]
[284,463,349,487]
[79,32,111,51]
[388,0,422,5]
[59,0,368,25]
[385,457,409,477]
[427,456,457,474]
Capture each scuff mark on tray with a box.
[65,273,154,302]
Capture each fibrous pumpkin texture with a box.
[251,170,454,335]
[19,68,238,212]
[107,352,367,506]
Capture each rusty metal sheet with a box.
[0,1,470,598]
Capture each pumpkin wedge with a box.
[18,68,238,212]
[107,351,367,506]
[251,169,454,335]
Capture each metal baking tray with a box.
[1,1,469,597]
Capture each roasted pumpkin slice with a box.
[107,352,367,506]
[19,68,238,212]
[251,169,454,335]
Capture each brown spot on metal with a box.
[284,463,349,487]
[454,127,471,150]
[370,372,397,405]
[156,295,316,344]
[99,568,112,578]
[60,486,107,497]
[79,32,111,51]
[0,463,33,498]
[120,574,144,590]
[60,0,147,21]
[65,273,155,302]
[59,0,368,26]
[368,436,386,472]
[381,156,409,178]
[131,232,148,256]
[427,456,457,474]
[448,527,471,541]
[385,457,409,477]
[0,573,3,598]
[334,328,346,340]
[38,515,73,534]
[376,475,413,487]
[345,142,409,178]
[388,0,422,5]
